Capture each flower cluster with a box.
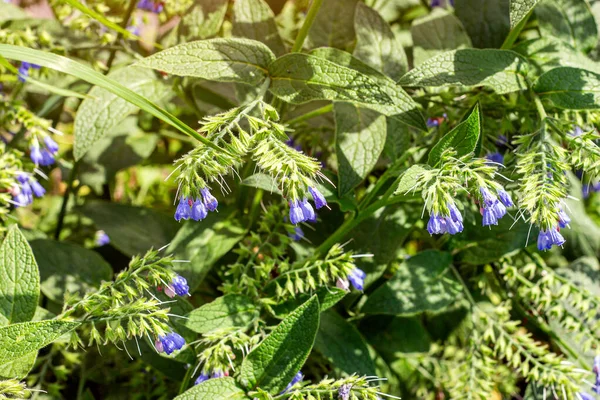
[174,187,219,222]
[163,274,189,298]
[480,187,513,227]
[194,370,227,385]
[137,0,164,13]
[17,61,40,82]
[427,202,464,235]
[288,187,327,225]
[12,173,45,207]
[30,135,59,166]
[155,332,185,355]
[336,267,366,291]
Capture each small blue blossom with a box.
[17,62,40,82]
[479,187,497,207]
[194,373,209,385]
[299,198,315,222]
[347,267,366,291]
[137,0,163,12]
[308,187,327,209]
[448,202,463,223]
[95,230,110,246]
[281,371,303,394]
[497,189,513,207]
[289,200,305,225]
[165,275,189,298]
[482,207,498,226]
[29,144,43,165]
[557,208,570,228]
[427,214,446,235]
[288,226,304,241]
[593,355,600,394]
[426,118,440,128]
[43,136,59,153]
[155,332,185,355]
[39,149,56,166]
[201,187,218,211]
[537,227,565,251]
[12,174,45,207]
[485,152,504,165]
[175,197,191,221]
[569,126,584,137]
[491,201,507,220]
[445,217,463,234]
[338,383,351,400]
[30,179,46,197]
[579,393,595,400]
[211,370,225,378]
[191,198,208,221]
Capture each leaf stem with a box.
[285,104,333,125]
[291,0,324,53]
[106,0,139,70]
[178,364,195,394]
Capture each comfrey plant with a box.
[4,0,600,398]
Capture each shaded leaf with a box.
[184,295,259,334]
[534,66,600,109]
[455,0,510,48]
[535,0,598,52]
[175,377,249,400]
[174,0,228,42]
[232,0,286,56]
[307,0,358,50]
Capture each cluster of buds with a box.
[174,187,219,222]
[288,187,327,225]
[11,172,46,207]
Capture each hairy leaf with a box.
[534,67,600,109]
[362,250,460,315]
[335,102,387,196]
[354,2,407,80]
[394,164,430,195]
[399,49,529,94]
[455,0,510,48]
[136,38,275,85]
[0,320,79,364]
[535,0,598,52]
[170,0,228,42]
[307,0,358,50]
[185,295,259,334]
[510,0,541,28]
[239,296,320,393]
[233,0,286,56]
[0,226,39,325]
[0,352,36,380]
[175,377,248,400]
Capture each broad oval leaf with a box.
[239,296,320,394]
[455,0,510,49]
[361,250,461,316]
[269,52,426,130]
[136,38,275,85]
[394,164,431,195]
[511,0,541,28]
[306,0,358,50]
[0,352,36,379]
[184,295,259,334]
[0,226,39,325]
[399,49,529,94]
[30,240,112,304]
[314,310,376,376]
[178,377,249,400]
[0,320,80,364]
[232,0,286,56]
[335,102,386,196]
[534,67,600,109]
[428,102,482,166]
[74,66,171,160]
[535,0,598,52]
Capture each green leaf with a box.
[307,0,358,50]
[383,117,410,162]
[167,0,228,43]
[0,2,27,23]
[511,0,541,27]
[136,38,275,86]
[360,316,432,359]
[353,2,407,80]
[29,240,112,304]
[239,296,320,393]
[268,52,426,131]
[166,210,245,291]
[314,310,376,376]
[534,66,600,109]
[361,250,461,315]
[455,0,510,48]
[0,320,79,364]
[73,66,171,160]
[175,377,248,400]
[535,0,598,52]
[241,173,282,195]
[399,49,529,94]
[268,287,347,319]
[411,8,472,66]
[184,295,259,334]
[0,45,223,153]
[232,0,286,56]
[0,352,36,379]
[0,226,40,325]
[394,164,430,195]
[79,201,180,257]
[335,102,386,196]
[428,102,482,166]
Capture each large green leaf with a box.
[399,49,529,94]
[335,102,386,196]
[361,250,461,315]
[30,240,112,304]
[269,52,426,130]
[455,0,510,48]
[314,310,376,377]
[510,0,541,28]
[428,102,482,166]
[136,38,275,86]
[394,164,430,195]
[534,67,600,109]
[0,320,79,364]
[79,201,180,257]
[411,8,472,66]
[306,0,358,50]
[232,0,286,56]
[0,226,39,325]
[167,0,228,43]
[176,377,249,400]
[535,0,598,52]
[73,66,171,160]
[360,316,432,360]
[184,295,259,334]
[166,210,245,291]
[0,45,221,152]
[0,353,36,379]
[239,296,320,394]
[353,2,407,80]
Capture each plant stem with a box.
[285,104,333,125]
[178,365,195,394]
[54,160,80,240]
[106,0,138,70]
[291,0,324,53]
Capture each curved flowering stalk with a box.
[564,128,600,184]
[275,375,383,400]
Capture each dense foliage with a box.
[3,0,600,399]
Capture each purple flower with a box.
[175,197,191,221]
[201,187,218,211]
[137,0,163,12]
[593,355,600,394]
[95,230,110,246]
[289,200,305,225]
[308,187,327,209]
[299,198,315,221]
[165,275,189,298]
[43,136,59,153]
[445,217,463,234]
[211,370,225,378]
[485,152,504,165]
[30,179,45,197]
[39,149,55,166]
[155,332,185,355]
[288,226,304,241]
[491,201,507,219]
[479,187,497,207]
[347,267,366,291]
[30,144,43,165]
[427,214,446,235]
[447,202,462,223]
[281,371,303,394]
[426,118,440,128]
[557,208,570,228]
[338,384,351,400]
[497,189,513,207]
[191,199,208,221]
[482,207,498,226]
[537,227,565,251]
[579,393,595,400]
[194,373,209,385]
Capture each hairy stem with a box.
[291,0,324,53]
[285,104,333,126]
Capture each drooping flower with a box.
[164,275,189,298]
[155,332,185,355]
[579,393,595,400]
[299,198,315,222]
[482,206,498,226]
[30,179,46,197]
[13,174,45,207]
[427,214,446,235]
[497,189,514,207]
[336,278,350,291]
[29,143,43,165]
[557,208,571,228]
[43,136,59,153]
[288,226,304,241]
[95,230,110,246]
[308,187,327,209]
[174,197,191,221]
[479,187,497,207]
[191,198,208,221]
[491,200,507,219]
[194,373,209,385]
[445,216,463,234]
[347,267,366,291]
[537,227,565,251]
[447,202,463,223]
[485,152,504,165]
[39,149,56,166]
[593,355,600,394]
[289,200,305,225]
[281,371,303,394]
[17,62,40,82]
[201,187,218,212]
